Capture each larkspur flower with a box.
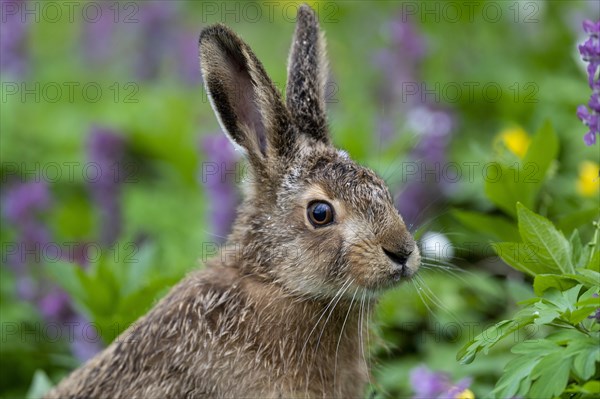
[2,180,103,361]
[1,181,52,270]
[177,30,203,85]
[0,0,29,77]
[374,13,455,227]
[577,19,600,145]
[87,126,127,246]
[200,134,240,242]
[410,365,474,399]
[135,1,178,81]
[82,1,115,64]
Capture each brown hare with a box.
[45,4,420,398]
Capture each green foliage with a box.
[47,244,182,343]
[484,122,559,217]
[457,204,600,399]
[2,1,599,398]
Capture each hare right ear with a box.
[199,24,293,168]
[286,5,330,144]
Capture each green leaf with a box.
[570,229,584,268]
[528,351,573,398]
[581,380,600,394]
[586,250,600,272]
[520,120,559,203]
[123,243,157,296]
[531,300,562,324]
[484,162,521,217]
[511,339,561,355]
[571,338,600,380]
[557,207,600,234]
[484,122,558,218]
[457,314,536,364]
[26,370,53,399]
[574,269,600,289]
[533,274,578,296]
[452,210,519,241]
[492,355,542,399]
[46,261,86,302]
[492,242,545,276]
[517,203,574,274]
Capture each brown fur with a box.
[45,5,420,398]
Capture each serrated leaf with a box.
[517,203,574,274]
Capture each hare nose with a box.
[383,247,412,267]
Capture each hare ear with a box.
[286,5,330,144]
[199,24,293,167]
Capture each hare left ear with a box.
[286,5,330,144]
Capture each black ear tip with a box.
[297,3,316,20]
[198,23,233,46]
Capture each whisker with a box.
[415,274,461,323]
[334,287,358,393]
[301,278,352,397]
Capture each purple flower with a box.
[373,12,427,116]
[0,0,29,77]
[69,314,103,361]
[1,181,52,270]
[583,20,600,34]
[87,126,127,245]
[135,1,178,81]
[177,30,203,85]
[410,365,473,399]
[577,19,600,145]
[39,289,71,321]
[2,180,51,224]
[199,134,240,242]
[410,366,451,398]
[589,293,600,323]
[2,181,103,362]
[81,2,115,64]
[374,13,455,226]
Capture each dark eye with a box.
[307,201,334,227]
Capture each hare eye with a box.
[307,201,334,227]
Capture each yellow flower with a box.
[498,126,531,158]
[577,161,600,197]
[455,388,475,399]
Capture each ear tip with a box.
[297,3,317,21]
[198,23,235,46]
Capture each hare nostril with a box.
[383,248,411,266]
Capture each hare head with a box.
[199,5,420,301]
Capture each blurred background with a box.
[1,0,599,398]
